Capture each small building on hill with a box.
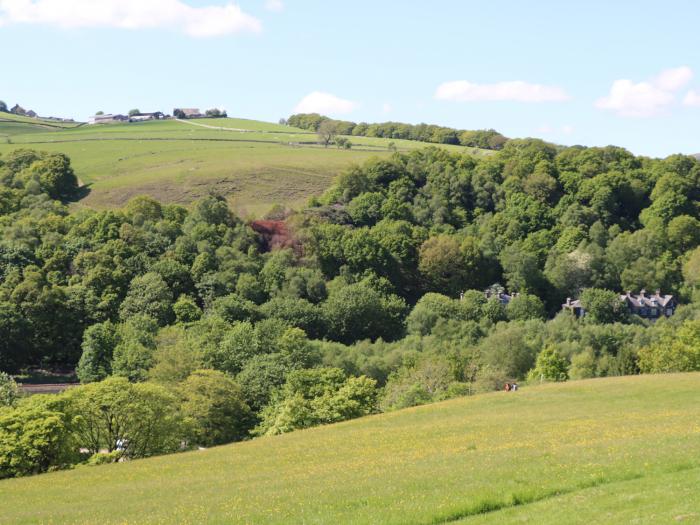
[129,112,165,122]
[26,110,37,118]
[10,104,26,116]
[89,113,129,124]
[174,108,202,119]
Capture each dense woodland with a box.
[2,141,700,478]
[286,113,508,150]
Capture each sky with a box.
[1,0,699,157]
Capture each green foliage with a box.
[111,316,159,382]
[638,320,700,373]
[172,295,202,323]
[381,356,461,411]
[179,370,252,446]
[287,113,508,150]
[254,367,378,436]
[76,321,118,383]
[0,404,77,479]
[527,345,569,382]
[322,280,407,343]
[580,288,628,324]
[119,272,174,326]
[61,377,183,458]
[506,293,546,321]
[0,372,20,407]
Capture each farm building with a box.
[26,110,37,118]
[129,112,165,122]
[174,108,202,118]
[89,114,129,124]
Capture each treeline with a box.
[286,113,508,150]
[2,142,700,478]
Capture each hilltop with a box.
[1,374,698,524]
[0,114,490,216]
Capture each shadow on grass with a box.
[426,462,700,524]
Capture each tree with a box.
[111,316,158,382]
[406,293,465,335]
[260,297,326,339]
[580,288,627,324]
[179,370,252,446]
[506,293,546,321]
[322,281,406,343]
[317,120,338,147]
[0,372,20,407]
[76,321,118,383]
[0,404,77,479]
[95,110,104,116]
[61,377,183,458]
[254,368,377,436]
[25,153,79,200]
[683,247,700,288]
[119,272,174,326]
[638,320,700,373]
[0,100,8,112]
[418,235,466,295]
[173,295,202,323]
[128,109,140,116]
[527,346,569,382]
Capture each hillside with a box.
[1,374,699,524]
[0,116,490,216]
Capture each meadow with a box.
[0,116,488,215]
[1,373,698,524]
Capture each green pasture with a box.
[1,373,698,524]
[0,116,489,215]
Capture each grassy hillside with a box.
[0,117,490,216]
[1,374,699,524]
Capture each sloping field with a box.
[1,374,698,524]
[0,117,490,215]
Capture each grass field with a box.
[1,373,699,524]
[0,116,490,216]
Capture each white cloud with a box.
[264,0,283,12]
[382,102,392,114]
[596,66,693,117]
[561,124,575,135]
[654,66,693,91]
[683,89,700,107]
[435,80,570,103]
[293,91,357,115]
[0,0,261,37]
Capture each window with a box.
[650,308,658,316]
[666,308,673,316]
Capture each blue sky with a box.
[1,0,699,157]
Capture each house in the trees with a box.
[562,297,585,318]
[563,290,678,320]
[620,290,677,319]
[483,284,519,305]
